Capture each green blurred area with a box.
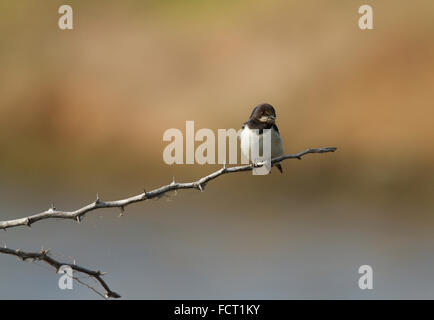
[0,0,433,204]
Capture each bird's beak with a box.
[267,115,276,123]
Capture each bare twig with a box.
[0,246,120,299]
[0,147,337,230]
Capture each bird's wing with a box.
[272,124,280,134]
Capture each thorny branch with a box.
[0,147,337,230]
[0,246,121,299]
[0,146,337,298]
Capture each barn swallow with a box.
[240,103,283,173]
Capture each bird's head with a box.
[249,103,276,124]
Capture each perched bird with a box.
[240,103,284,173]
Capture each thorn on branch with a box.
[76,216,81,224]
[118,206,125,217]
[95,194,102,205]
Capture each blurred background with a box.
[1,0,434,299]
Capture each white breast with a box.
[240,125,283,162]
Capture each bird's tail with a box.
[276,163,283,174]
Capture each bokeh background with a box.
[1,0,434,299]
